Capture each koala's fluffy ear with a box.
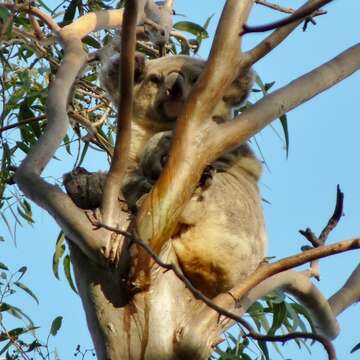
[134,53,146,84]
[223,68,254,107]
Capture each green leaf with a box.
[1,303,34,325]
[350,342,360,353]
[77,141,89,167]
[16,205,34,224]
[17,266,27,281]
[258,340,270,360]
[268,302,287,335]
[63,255,78,293]
[0,340,11,353]
[14,281,39,304]
[83,35,101,49]
[279,114,289,157]
[63,0,78,22]
[50,316,63,337]
[0,8,10,22]
[52,231,65,280]
[0,262,8,271]
[173,21,209,39]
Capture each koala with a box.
[64,53,267,298]
[100,53,253,169]
[136,130,267,297]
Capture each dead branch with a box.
[101,0,138,225]
[242,0,333,34]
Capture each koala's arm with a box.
[63,167,152,211]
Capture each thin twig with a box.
[0,115,47,134]
[242,0,333,34]
[255,0,326,17]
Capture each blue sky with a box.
[1,0,359,359]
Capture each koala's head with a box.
[100,53,253,131]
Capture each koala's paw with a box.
[122,174,153,211]
[140,131,172,183]
[63,168,106,209]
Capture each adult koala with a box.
[64,53,267,297]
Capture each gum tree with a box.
[0,0,359,359]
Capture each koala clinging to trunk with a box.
[64,53,267,297]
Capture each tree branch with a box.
[213,43,360,155]
[13,29,113,265]
[255,0,327,17]
[101,0,138,225]
[245,0,333,66]
[329,264,360,316]
[0,3,60,32]
[242,0,333,34]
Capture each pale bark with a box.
[329,264,360,316]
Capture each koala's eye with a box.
[148,73,162,85]
[190,74,200,84]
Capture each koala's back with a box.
[172,144,267,298]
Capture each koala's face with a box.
[132,55,204,130]
[100,54,253,131]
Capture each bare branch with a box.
[255,0,327,17]
[60,9,124,39]
[236,270,339,339]
[0,115,47,134]
[101,0,138,225]
[220,238,360,310]
[329,264,360,316]
[242,0,333,34]
[245,0,332,66]
[214,43,360,156]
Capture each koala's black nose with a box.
[165,72,185,99]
